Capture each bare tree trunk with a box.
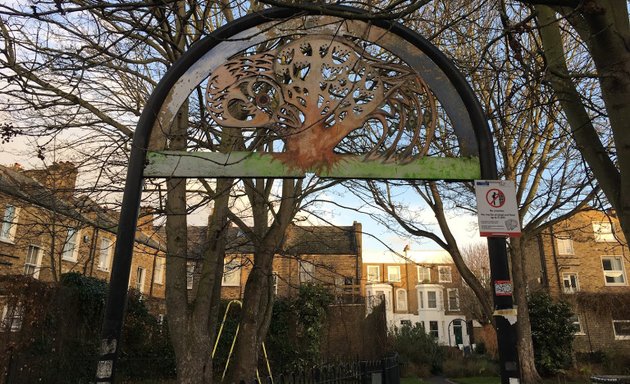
[510,236,542,384]
[225,248,275,382]
[164,104,231,384]
[536,3,630,243]
[225,179,301,382]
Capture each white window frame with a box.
[427,290,438,309]
[387,266,401,282]
[135,267,146,293]
[447,288,460,311]
[61,228,80,262]
[571,315,585,335]
[366,265,381,283]
[154,257,165,285]
[0,205,19,243]
[24,245,42,279]
[97,237,113,271]
[417,266,431,283]
[562,272,580,293]
[438,266,452,283]
[395,288,408,312]
[593,221,615,242]
[429,320,439,339]
[222,259,241,287]
[556,237,574,255]
[299,261,315,283]
[186,261,195,290]
[1,298,24,332]
[602,256,627,286]
[272,272,278,295]
[612,320,630,340]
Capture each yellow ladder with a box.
[212,300,273,383]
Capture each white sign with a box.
[475,180,521,237]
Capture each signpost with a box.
[475,180,521,237]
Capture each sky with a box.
[1,138,486,262]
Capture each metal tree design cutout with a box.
[206,35,437,171]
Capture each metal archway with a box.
[96,6,519,383]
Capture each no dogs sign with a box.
[475,180,521,237]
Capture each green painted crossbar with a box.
[144,151,481,180]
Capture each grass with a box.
[448,377,592,384]
[403,376,591,384]
[450,378,500,384]
[401,377,430,384]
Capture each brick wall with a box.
[528,209,630,353]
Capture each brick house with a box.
[363,249,471,348]
[0,163,166,331]
[527,209,630,354]
[186,222,363,302]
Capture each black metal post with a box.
[487,237,520,383]
[95,144,146,383]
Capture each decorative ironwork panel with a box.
[144,13,482,179]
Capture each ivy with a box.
[266,283,333,372]
[528,292,577,375]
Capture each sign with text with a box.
[475,180,521,237]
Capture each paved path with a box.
[424,377,456,384]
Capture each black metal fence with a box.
[3,353,398,384]
[248,355,400,384]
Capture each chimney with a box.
[137,207,155,233]
[24,161,78,198]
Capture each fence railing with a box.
[245,355,400,384]
[3,353,398,384]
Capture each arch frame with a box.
[95,6,519,384]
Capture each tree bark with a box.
[510,236,542,384]
[225,179,301,383]
[536,3,630,242]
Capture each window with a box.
[0,204,19,242]
[61,228,80,261]
[418,291,424,309]
[154,257,165,285]
[427,291,438,309]
[602,256,627,285]
[438,266,452,283]
[417,266,431,283]
[135,267,146,293]
[186,261,195,290]
[272,272,278,295]
[299,261,314,283]
[222,259,241,286]
[1,298,24,332]
[447,288,460,311]
[556,237,574,255]
[570,315,584,335]
[593,221,615,242]
[98,238,113,271]
[24,245,42,279]
[562,273,580,293]
[612,320,630,340]
[429,321,439,339]
[400,320,412,327]
[387,266,401,282]
[366,265,380,282]
[396,289,408,312]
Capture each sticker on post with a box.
[475,180,521,237]
[494,280,513,296]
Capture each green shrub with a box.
[390,323,444,376]
[441,347,498,378]
[528,292,576,375]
